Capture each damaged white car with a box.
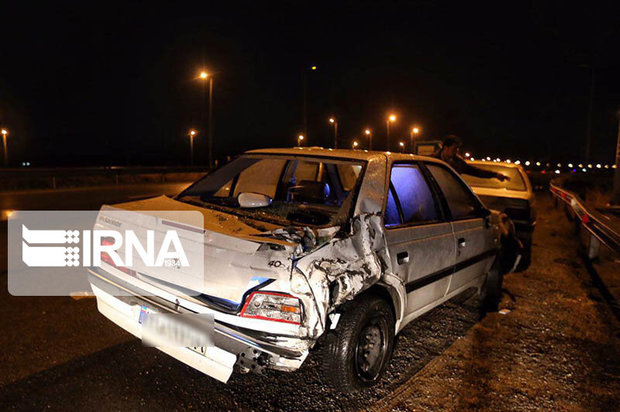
[88,148,512,391]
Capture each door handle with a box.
[457,238,467,248]
[397,251,409,265]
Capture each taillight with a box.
[100,237,136,276]
[240,292,302,325]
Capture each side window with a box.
[385,164,439,226]
[426,164,481,220]
[384,185,401,226]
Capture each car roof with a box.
[246,147,443,164]
[467,160,523,169]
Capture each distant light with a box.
[546,163,550,167]
[364,129,371,135]
[353,141,359,148]
[386,151,391,155]
[399,142,405,148]
[486,157,491,161]
[311,66,317,70]
[515,160,521,165]
[482,158,486,162]
[571,169,576,173]
[1,129,7,135]
[568,163,573,168]
[189,129,197,136]
[329,117,335,124]
[536,162,541,166]
[412,127,420,134]
[506,159,511,164]
[588,164,592,168]
[388,114,397,122]
[3,210,14,219]
[604,164,609,169]
[578,163,583,168]
[525,161,530,166]
[582,168,587,172]
[613,165,617,169]
[596,163,601,169]
[470,157,475,161]
[557,163,561,167]
[464,152,470,157]
[199,71,208,79]
[554,170,560,174]
[298,134,304,140]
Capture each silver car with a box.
[89,148,510,391]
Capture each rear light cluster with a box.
[240,292,302,325]
[100,237,136,276]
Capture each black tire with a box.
[481,258,504,313]
[318,295,395,392]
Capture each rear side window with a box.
[426,164,481,220]
[385,164,439,226]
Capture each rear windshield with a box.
[461,164,527,191]
[177,155,364,226]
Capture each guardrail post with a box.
[587,235,600,260]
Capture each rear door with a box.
[424,163,496,294]
[383,162,456,317]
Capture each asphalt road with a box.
[0,188,618,411]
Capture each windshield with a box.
[462,163,527,191]
[177,154,365,226]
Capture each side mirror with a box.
[238,192,272,208]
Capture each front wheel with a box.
[481,258,504,313]
[318,295,395,392]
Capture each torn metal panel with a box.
[293,214,391,337]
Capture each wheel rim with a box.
[354,315,389,382]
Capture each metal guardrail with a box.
[0,166,210,191]
[550,182,620,259]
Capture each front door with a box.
[424,163,496,293]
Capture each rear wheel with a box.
[318,295,395,392]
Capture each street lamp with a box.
[352,140,359,149]
[198,70,214,168]
[329,117,338,148]
[188,129,197,166]
[303,65,317,138]
[1,128,8,167]
[410,126,420,153]
[399,141,405,152]
[364,129,372,150]
[387,114,396,150]
[297,134,305,147]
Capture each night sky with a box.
[1,1,619,167]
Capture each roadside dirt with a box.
[373,194,620,411]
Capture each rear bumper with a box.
[88,268,308,382]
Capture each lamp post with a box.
[329,117,338,148]
[410,126,420,153]
[364,129,372,150]
[302,65,317,139]
[297,134,305,147]
[352,140,359,149]
[188,129,197,166]
[199,71,214,167]
[399,141,405,152]
[387,114,396,151]
[1,129,8,167]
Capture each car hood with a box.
[95,195,300,305]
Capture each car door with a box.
[424,163,496,294]
[383,162,456,319]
